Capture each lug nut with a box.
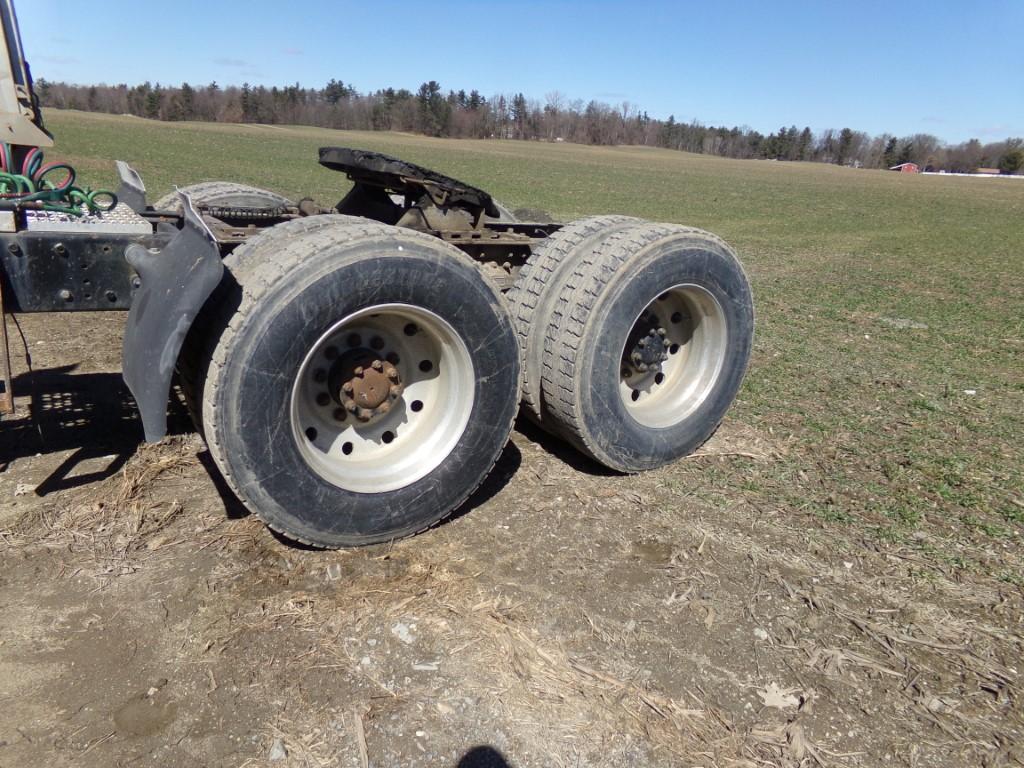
[638,363,649,372]
[389,384,402,397]
[354,366,364,376]
[342,382,354,395]
[377,401,391,415]
[386,366,399,381]
[356,407,374,421]
[371,360,384,372]
[657,327,667,336]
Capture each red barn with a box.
[888,162,919,173]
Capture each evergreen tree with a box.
[897,140,914,165]
[797,127,812,160]
[998,148,1024,174]
[144,85,161,119]
[178,82,195,120]
[836,127,854,165]
[511,93,528,139]
[882,137,898,167]
[416,81,449,137]
[240,83,250,121]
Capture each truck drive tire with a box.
[185,218,521,547]
[153,181,292,213]
[506,215,641,426]
[538,222,753,472]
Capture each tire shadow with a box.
[446,436,523,525]
[513,413,619,477]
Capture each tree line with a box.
[34,78,1024,174]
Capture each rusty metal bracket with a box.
[0,278,13,415]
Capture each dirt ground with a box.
[1,311,1021,768]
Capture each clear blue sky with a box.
[17,0,1024,143]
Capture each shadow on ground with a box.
[457,746,513,767]
[1,365,187,494]
[513,414,618,476]
[2,364,524,542]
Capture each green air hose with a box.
[0,143,117,216]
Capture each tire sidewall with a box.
[578,239,753,471]
[215,237,519,546]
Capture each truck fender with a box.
[121,193,222,442]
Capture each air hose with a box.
[0,143,117,216]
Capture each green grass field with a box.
[45,109,1024,582]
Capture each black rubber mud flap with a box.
[122,193,223,442]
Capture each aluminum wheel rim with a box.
[291,304,475,493]
[618,284,728,429]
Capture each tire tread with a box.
[505,215,640,422]
[153,181,293,213]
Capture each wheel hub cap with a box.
[625,315,671,374]
[618,285,727,429]
[290,303,476,494]
[332,350,404,421]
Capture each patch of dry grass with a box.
[209,541,842,767]
[8,436,236,570]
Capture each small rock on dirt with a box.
[391,622,415,645]
[268,738,288,762]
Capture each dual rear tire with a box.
[507,218,754,472]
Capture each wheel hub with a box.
[624,316,671,374]
[291,303,476,494]
[618,285,727,428]
[331,349,404,421]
